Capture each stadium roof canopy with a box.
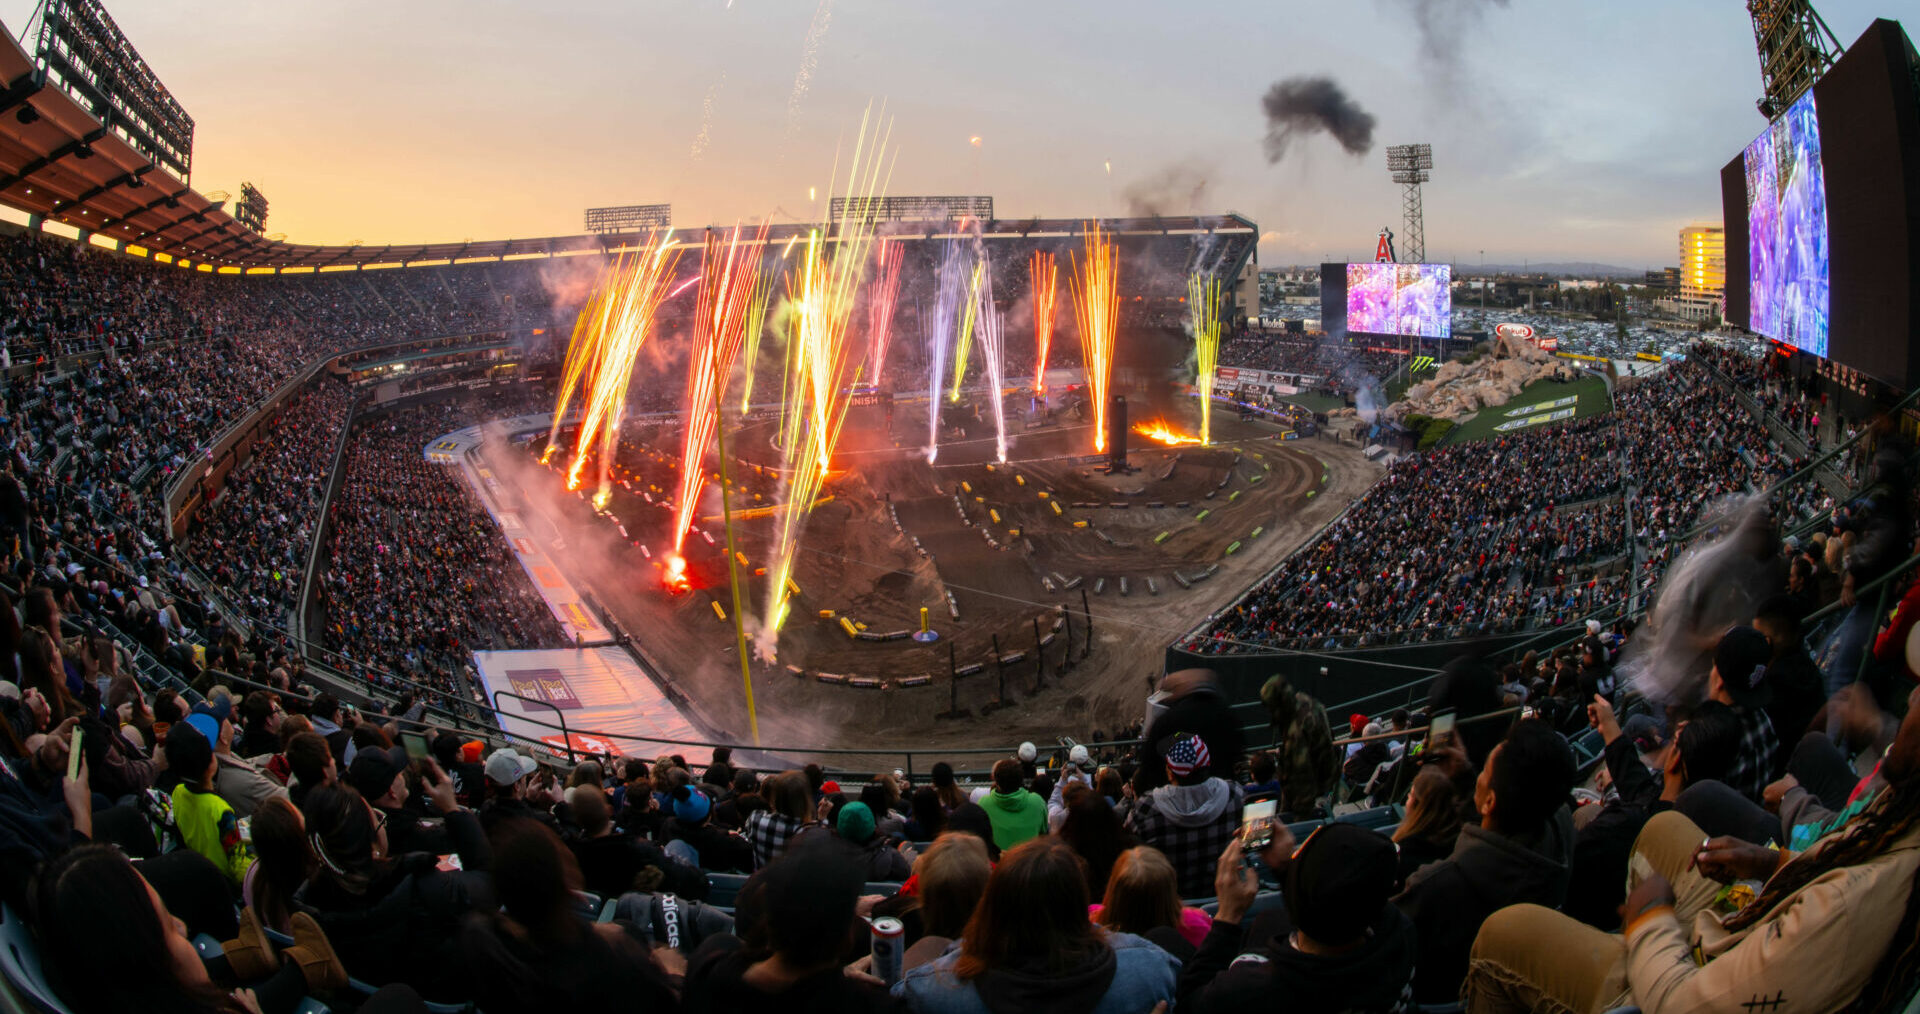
[0,20,1254,272]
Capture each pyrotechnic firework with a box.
[760,109,894,652]
[689,73,724,161]
[923,237,969,463]
[1070,222,1121,454]
[672,224,770,559]
[948,259,983,403]
[865,239,904,381]
[784,0,834,141]
[1188,272,1223,445]
[737,259,777,415]
[975,251,1009,462]
[1030,250,1057,392]
[545,233,685,504]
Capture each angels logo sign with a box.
[1374,228,1397,264]
[1494,323,1536,341]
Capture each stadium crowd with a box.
[2,225,1919,1014]
[317,395,566,713]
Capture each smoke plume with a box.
[1382,0,1511,87]
[1261,77,1376,163]
[1122,162,1212,217]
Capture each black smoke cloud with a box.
[1121,162,1211,217]
[1261,77,1376,164]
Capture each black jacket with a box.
[660,817,755,874]
[1567,736,1667,930]
[1177,901,1417,1014]
[570,830,711,899]
[1392,807,1572,1003]
[681,937,900,1014]
[297,808,492,1002]
[457,912,679,1013]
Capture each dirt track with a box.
[504,396,1385,753]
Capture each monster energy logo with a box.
[1410,356,1435,372]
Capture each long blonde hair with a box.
[1095,846,1183,936]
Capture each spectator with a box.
[1243,751,1281,796]
[1393,719,1576,1003]
[930,761,966,812]
[458,817,681,1012]
[1179,825,1416,1014]
[1091,846,1213,960]
[895,837,1178,1014]
[1137,669,1243,793]
[165,718,254,888]
[661,784,754,875]
[199,697,289,820]
[1753,594,1826,756]
[298,776,488,1001]
[903,786,947,841]
[244,795,314,933]
[1466,681,1920,1013]
[681,837,896,1013]
[1257,674,1337,815]
[979,759,1046,854]
[567,785,710,896]
[284,730,337,808]
[882,832,992,967]
[237,690,285,758]
[838,801,914,881]
[1567,698,1744,929]
[1708,625,1782,803]
[1126,733,1244,898]
[745,770,816,869]
[703,746,737,789]
[1390,766,1463,888]
[1058,784,1139,899]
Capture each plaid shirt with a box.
[1724,705,1779,804]
[1128,778,1244,897]
[744,809,808,870]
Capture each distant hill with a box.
[1474,262,1648,278]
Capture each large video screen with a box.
[1743,91,1830,356]
[1345,263,1451,339]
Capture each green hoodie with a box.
[981,788,1047,852]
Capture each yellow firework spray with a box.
[1189,272,1223,445]
[948,258,983,403]
[1070,222,1120,454]
[738,259,777,415]
[553,232,684,505]
[760,108,894,652]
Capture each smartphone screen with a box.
[66,727,84,781]
[1429,711,1457,744]
[1240,798,1279,852]
[401,731,430,762]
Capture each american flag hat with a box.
[1164,733,1211,778]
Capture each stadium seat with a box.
[706,872,749,911]
[1334,804,1403,831]
[0,902,72,1014]
[863,881,904,897]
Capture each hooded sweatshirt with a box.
[896,933,1177,1014]
[979,787,1047,853]
[1177,901,1417,1014]
[1128,778,1245,897]
[1393,807,1573,1003]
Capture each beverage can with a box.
[870,915,905,985]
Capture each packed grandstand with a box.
[5,2,1920,1014]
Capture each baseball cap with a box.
[1348,713,1368,737]
[836,801,876,843]
[191,696,232,724]
[1017,742,1037,763]
[1276,823,1398,945]
[820,779,842,795]
[1068,744,1091,767]
[1713,625,1773,708]
[485,747,539,787]
[1163,733,1211,779]
[182,713,220,746]
[347,746,410,802]
[672,786,712,824]
[1621,714,1667,759]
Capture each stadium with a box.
[1,1,1919,1013]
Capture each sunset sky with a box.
[0,1,1899,268]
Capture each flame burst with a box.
[1070,222,1120,454]
[673,225,770,556]
[1030,250,1057,392]
[761,109,894,649]
[1135,420,1200,446]
[866,239,904,381]
[1189,272,1223,446]
[545,232,685,502]
[924,234,971,463]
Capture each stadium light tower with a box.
[1385,144,1433,265]
[1747,0,1843,117]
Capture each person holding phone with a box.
[347,743,452,856]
